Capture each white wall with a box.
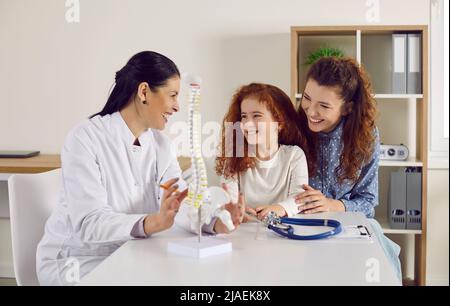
[426,170,449,285]
[0,0,447,285]
[0,0,433,183]
[0,0,430,156]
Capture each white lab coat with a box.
[36,112,188,286]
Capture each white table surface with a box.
[80,212,400,286]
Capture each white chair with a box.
[8,169,61,286]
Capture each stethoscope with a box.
[248,211,343,240]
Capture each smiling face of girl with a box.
[240,97,279,157]
[301,78,347,133]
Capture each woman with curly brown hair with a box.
[295,57,401,280]
[295,57,378,216]
[212,83,309,233]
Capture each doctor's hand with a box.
[144,178,188,235]
[243,206,257,223]
[295,184,345,214]
[214,185,246,234]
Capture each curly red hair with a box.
[216,83,309,179]
[298,57,378,182]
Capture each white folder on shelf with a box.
[392,34,408,94]
[407,33,422,94]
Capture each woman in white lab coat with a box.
[36,51,189,286]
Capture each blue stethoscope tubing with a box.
[268,218,343,240]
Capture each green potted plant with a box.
[304,46,345,66]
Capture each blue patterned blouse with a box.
[309,119,380,218]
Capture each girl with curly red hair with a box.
[213,83,309,233]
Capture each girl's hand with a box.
[144,178,188,235]
[255,204,287,220]
[295,184,345,214]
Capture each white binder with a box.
[392,34,408,94]
[407,33,422,94]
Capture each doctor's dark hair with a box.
[91,51,180,118]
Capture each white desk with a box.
[80,212,400,286]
